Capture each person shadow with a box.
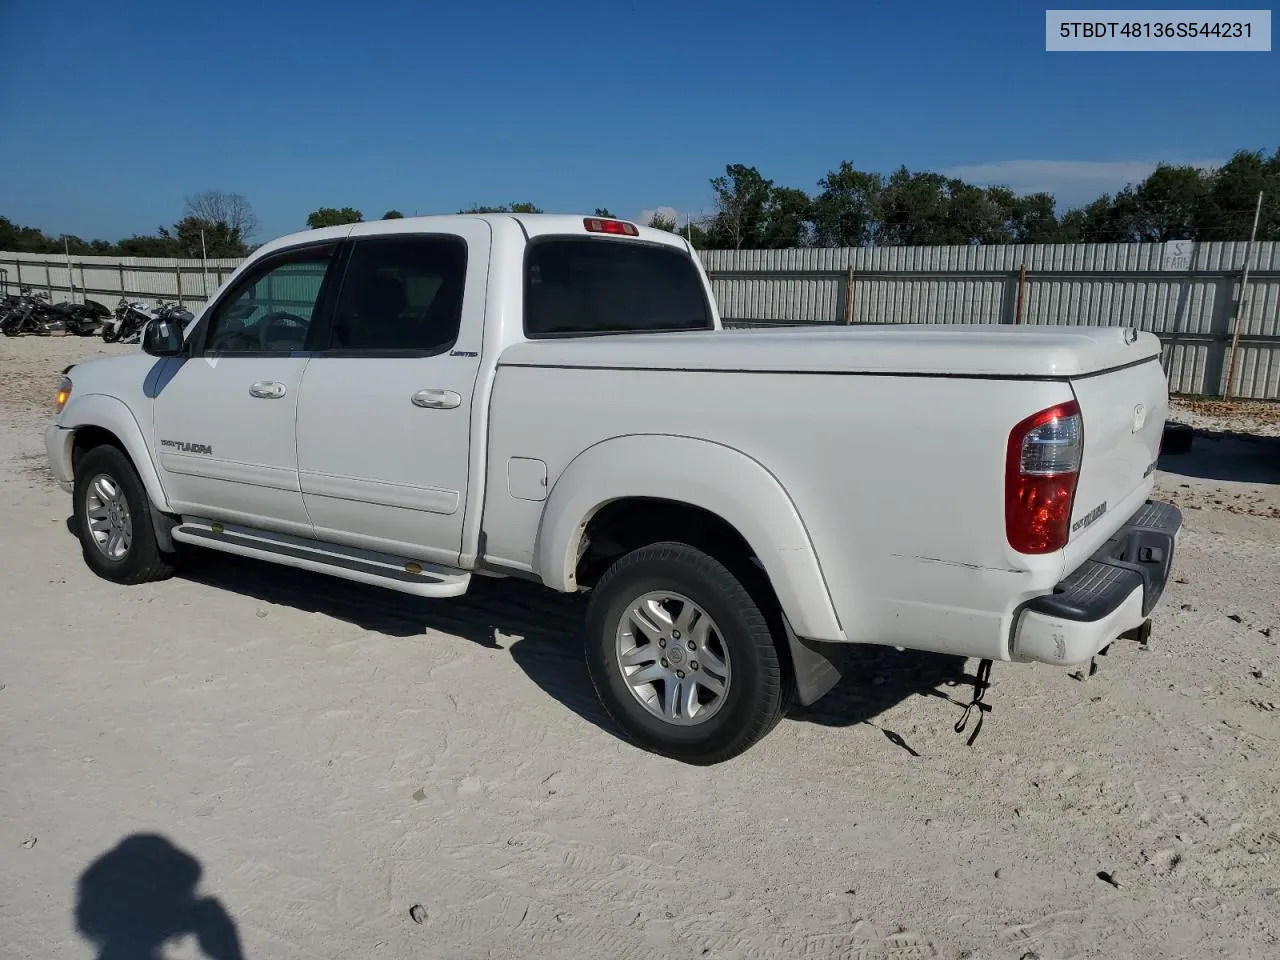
[75,833,243,960]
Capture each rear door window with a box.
[524,238,712,337]
[326,236,468,353]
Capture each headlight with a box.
[54,376,72,415]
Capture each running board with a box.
[170,519,472,598]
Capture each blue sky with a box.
[0,0,1274,242]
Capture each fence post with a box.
[1224,190,1264,399]
[844,263,856,324]
[119,262,126,299]
[175,263,183,307]
[45,263,53,299]
[1014,263,1027,324]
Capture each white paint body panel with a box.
[294,218,492,566]
[496,323,1160,378]
[151,356,313,533]
[47,213,1173,667]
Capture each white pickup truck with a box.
[46,214,1181,763]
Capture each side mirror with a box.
[141,318,186,357]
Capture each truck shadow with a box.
[1158,429,1280,486]
[65,519,977,746]
[185,553,974,740]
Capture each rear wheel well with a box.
[575,498,775,606]
[574,497,799,714]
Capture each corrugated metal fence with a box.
[2,240,1277,399]
[705,241,1280,400]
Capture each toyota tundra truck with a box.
[45,214,1182,763]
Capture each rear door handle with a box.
[249,381,287,399]
[412,389,461,410]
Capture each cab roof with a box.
[255,213,693,261]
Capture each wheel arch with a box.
[59,394,175,529]
[534,434,845,644]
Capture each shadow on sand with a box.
[64,517,979,752]
[1159,428,1280,486]
[75,833,243,960]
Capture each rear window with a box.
[524,238,712,337]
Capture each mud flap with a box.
[781,615,844,706]
[152,511,178,553]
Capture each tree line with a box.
[304,148,1278,250]
[686,147,1279,249]
[1,191,259,258]
[3,148,1276,257]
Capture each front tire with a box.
[73,445,176,585]
[584,541,791,765]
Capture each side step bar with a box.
[171,519,472,599]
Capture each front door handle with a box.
[249,381,287,399]
[412,388,461,410]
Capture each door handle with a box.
[249,381,287,399]
[412,388,461,410]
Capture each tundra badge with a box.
[160,439,213,455]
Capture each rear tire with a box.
[73,445,176,585]
[584,541,791,764]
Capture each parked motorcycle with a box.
[103,298,158,343]
[1,289,67,337]
[49,297,112,336]
[153,300,195,326]
[1,288,111,337]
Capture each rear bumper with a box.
[1011,500,1182,666]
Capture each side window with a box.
[204,251,331,354]
[327,236,467,353]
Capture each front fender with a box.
[57,393,172,513]
[534,434,845,643]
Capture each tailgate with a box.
[1063,356,1169,567]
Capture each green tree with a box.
[306,207,364,229]
[647,212,678,232]
[458,202,544,214]
[1200,148,1280,241]
[0,216,57,252]
[183,191,258,241]
[645,211,712,248]
[812,162,884,247]
[1127,164,1211,241]
[708,164,775,249]
[942,181,1011,244]
[760,187,814,247]
[1007,192,1061,243]
[382,209,404,219]
[593,208,616,218]
[115,230,181,257]
[173,216,248,258]
[877,168,953,246]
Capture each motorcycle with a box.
[1,288,111,337]
[1,289,67,337]
[153,300,195,326]
[103,298,158,343]
[48,297,112,336]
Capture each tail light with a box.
[1005,400,1082,554]
[583,217,639,236]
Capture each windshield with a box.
[524,237,713,338]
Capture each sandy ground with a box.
[2,334,1279,960]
